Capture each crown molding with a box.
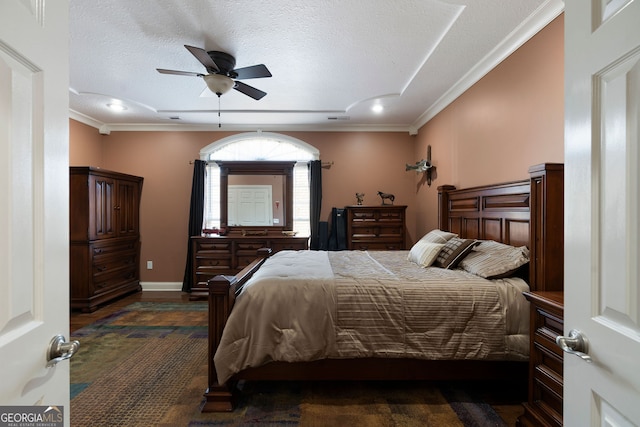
[411,0,564,131]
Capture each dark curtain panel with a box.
[182,160,206,292]
[309,160,322,250]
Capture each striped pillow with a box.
[458,240,529,279]
[418,229,458,244]
[433,237,478,269]
[407,241,445,267]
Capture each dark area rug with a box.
[71,301,522,426]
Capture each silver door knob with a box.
[46,334,80,368]
[556,329,592,362]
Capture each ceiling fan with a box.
[157,45,272,100]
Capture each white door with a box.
[0,1,71,425]
[228,185,273,226]
[564,1,640,425]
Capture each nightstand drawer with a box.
[535,342,563,376]
[520,291,564,427]
[532,376,563,424]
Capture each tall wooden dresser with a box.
[345,205,407,250]
[70,167,143,312]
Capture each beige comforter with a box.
[214,250,530,384]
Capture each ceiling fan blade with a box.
[157,68,203,77]
[233,64,272,80]
[184,45,219,73]
[233,81,267,100]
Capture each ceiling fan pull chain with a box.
[218,95,221,128]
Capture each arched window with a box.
[200,132,319,236]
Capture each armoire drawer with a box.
[92,254,137,276]
[91,238,138,257]
[92,266,137,295]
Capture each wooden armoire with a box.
[70,167,143,312]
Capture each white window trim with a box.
[201,132,317,237]
[200,131,320,160]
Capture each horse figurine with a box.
[377,191,395,205]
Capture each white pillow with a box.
[407,241,445,267]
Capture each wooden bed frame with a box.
[201,163,564,412]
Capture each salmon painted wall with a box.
[69,127,416,283]
[69,15,565,285]
[413,14,565,236]
[69,120,104,165]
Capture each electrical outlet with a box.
[146,260,153,270]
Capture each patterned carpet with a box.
[70,301,518,426]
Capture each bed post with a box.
[200,274,237,412]
[201,249,272,412]
[528,163,564,292]
[438,185,456,230]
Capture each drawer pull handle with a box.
[556,329,592,362]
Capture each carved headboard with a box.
[437,163,563,292]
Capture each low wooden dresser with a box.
[345,205,407,250]
[190,233,309,298]
[518,291,564,427]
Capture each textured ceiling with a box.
[69,0,563,132]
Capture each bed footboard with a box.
[201,248,272,412]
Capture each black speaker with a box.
[318,221,329,250]
[328,208,347,251]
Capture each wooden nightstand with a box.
[517,291,564,427]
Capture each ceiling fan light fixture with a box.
[204,74,234,96]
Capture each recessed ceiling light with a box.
[371,104,384,114]
[106,103,127,112]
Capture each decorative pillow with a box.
[433,237,478,269]
[458,240,529,279]
[407,241,445,267]
[418,229,458,244]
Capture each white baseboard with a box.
[140,282,182,291]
